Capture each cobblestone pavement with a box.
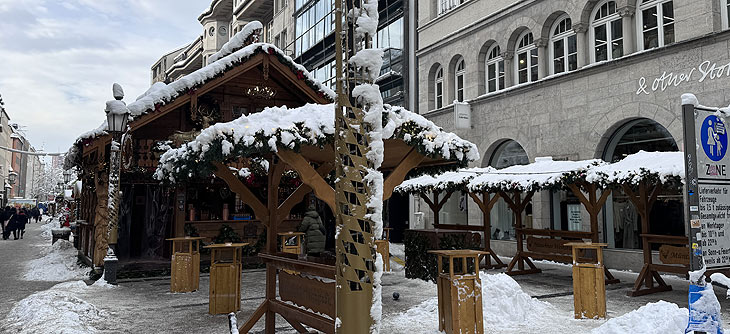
[0,221,57,315]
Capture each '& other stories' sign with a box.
[637,60,730,95]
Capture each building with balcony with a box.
[414,0,730,270]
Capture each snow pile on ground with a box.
[481,272,552,330]
[1,282,107,334]
[591,301,687,334]
[382,272,552,333]
[24,239,89,281]
[40,219,57,240]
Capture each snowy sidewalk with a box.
[3,239,730,333]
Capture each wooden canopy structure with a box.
[154,103,479,333]
[398,151,688,292]
[64,25,340,267]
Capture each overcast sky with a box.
[0,0,204,154]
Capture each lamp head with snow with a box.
[7,171,17,185]
[105,84,130,134]
[63,169,73,183]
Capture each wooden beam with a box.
[382,148,425,201]
[269,299,334,334]
[212,161,269,225]
[277,163,334,218]
[275,149,336,212]
[238,300,269,334]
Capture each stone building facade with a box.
[414,0,730,270]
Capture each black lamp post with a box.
[102,83,130,285]
[63,169,72,184]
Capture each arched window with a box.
[486,45,505,93]
[435,67,444,109]
[487,140,529,239]
[602,118,681,249]
[550,16,577,74]
[514,32,538,84]
[455,58,465,102]
[591,1,623,62]
[638,0,674,50]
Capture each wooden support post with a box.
[623,181,672,296]
[501,190,540,276]
[265,159,285,334]
[382,148,425,201]
[213,161,269,226]
[420,190,455,228]
[468,191,506,269]
[567,182,619,285]
[275,149,336,212]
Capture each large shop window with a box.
[550,17,577,74]
[455,58,466,102]
[602,119,682,249]
[591,1,623,62]
[486,45,505,93]
[488,140,530,240]
[515,32,538,84]
[440,191,470,225]
[638,0,674,50]
[435,67,444,109]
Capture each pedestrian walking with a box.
[14,208,28,240]
[4,207,17,240]
[31,206,40,224]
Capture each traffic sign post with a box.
[682,101,728,334]
[682,103,730,274]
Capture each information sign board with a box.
[682,104,730,271]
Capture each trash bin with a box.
[429,249,487,334]
[278,232,304,255]
[566,242,607,319]
[204,242,248,315]
[167,237,205,293]
[51,227,71,244]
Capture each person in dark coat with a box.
[31,206,40,223]
[4,207,17,240]
[0,206,9,239]
[14,208,28,240]
[297,208,326,255]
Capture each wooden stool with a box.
[566,242,607,319]
[204,243,248,315]
[429,250,488,334]
[167,237,205,293]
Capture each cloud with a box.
[0,0,205,152]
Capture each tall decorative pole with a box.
[103,83,130,285]
[334,0,385,333]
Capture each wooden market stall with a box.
[154,103,480,333]
[63,23,341,269]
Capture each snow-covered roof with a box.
[584,151,684,187]
[67,21,336,169]
[398,151,684,195]
[154,103,480,183]
[396,167,493,193]
[467,157,603,193]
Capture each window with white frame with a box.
[722,0,730,29]
[591,1,623,62]
[486,45,504,93]
[638,0,674,50]
[438,0,468,16]
[435,67,444,109]
[515,32,538,84]
[550,17,577,74]
[455,58,465,102]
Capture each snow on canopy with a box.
[396,167,494,193]
[154,103,479,183]
[584,150,684,187]
[397,151,684,195]
[468,157,604,193]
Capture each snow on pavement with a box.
[382,272,602,334]
[591,301,688,334]
[24,237,90,281]
[1,281,109,334]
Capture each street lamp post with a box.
[102,83,130,285]
[5,171,16,207]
